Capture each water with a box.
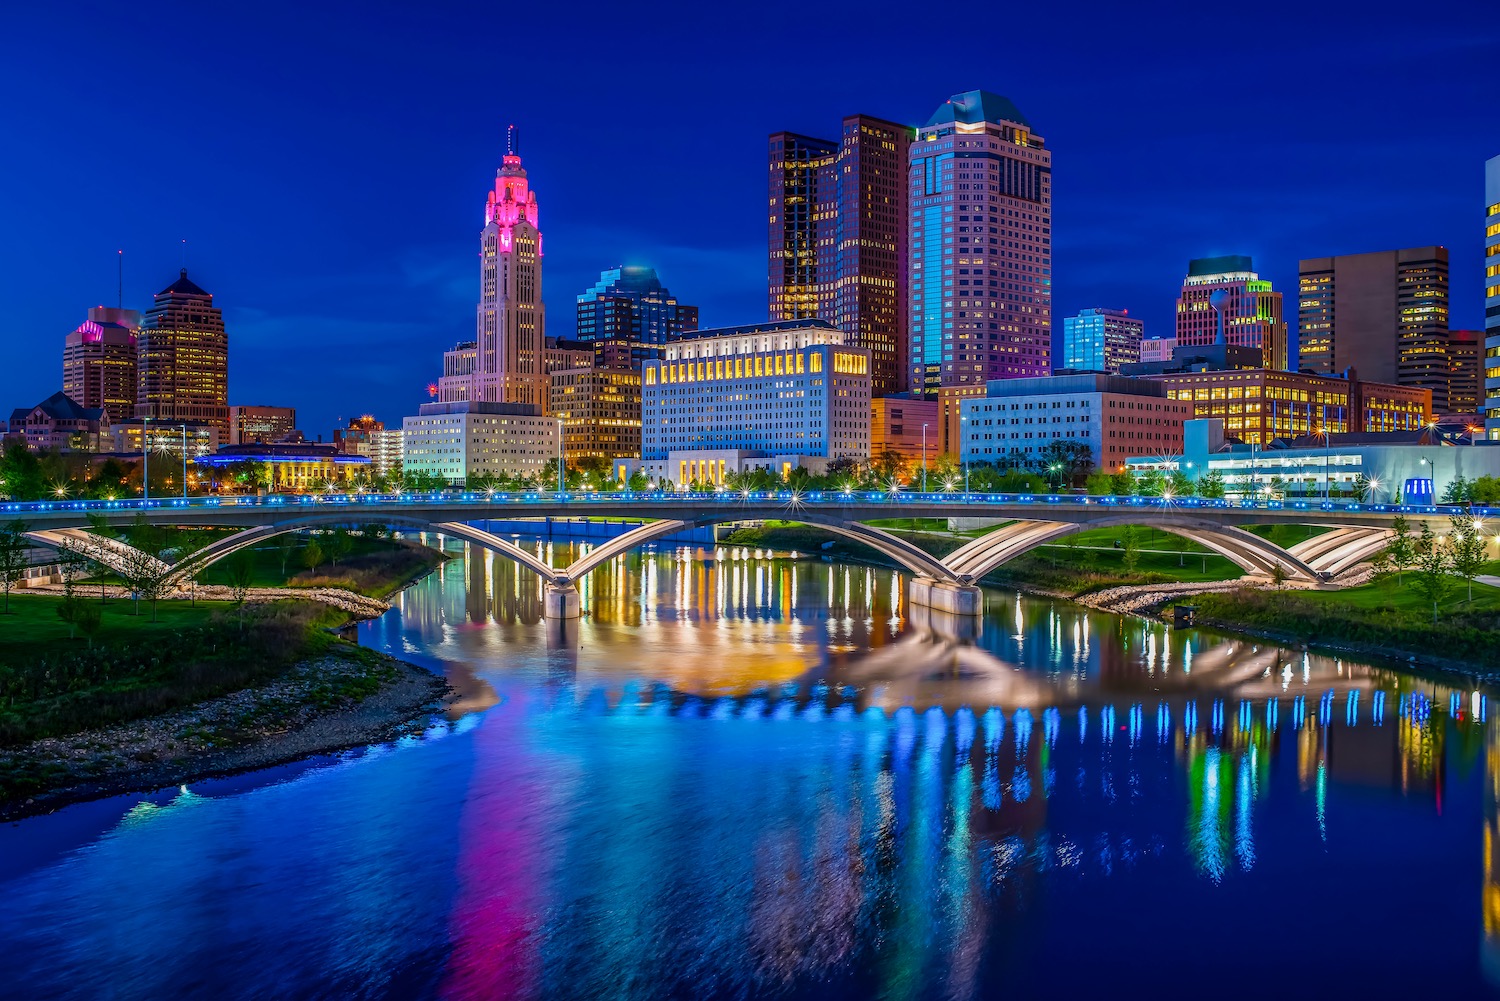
[2,539,1497,999]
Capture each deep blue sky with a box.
[2,1,1494,436]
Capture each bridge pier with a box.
[907,576,983,617]
[543,583,581,619]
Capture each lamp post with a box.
[556,417,565,494]
[921,423,928,493]
[181,423,189,500]
[142,416,150,502]
[959,415,968,493]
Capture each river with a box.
[1,538,1496,999]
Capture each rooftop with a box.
[1187,255,1255,278]
[10,391,107,425]
[925,90,1029,128]
[156,269,211,298]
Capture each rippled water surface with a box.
[2,539,1497,999]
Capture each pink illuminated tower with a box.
[439,126,547,407]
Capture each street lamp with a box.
[1049,462,1062,493]
[959,414,969,493]
[556,417,565,494]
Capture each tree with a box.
[224,551,255,624]
[1268,563,1290,590]
[1168,470,1195,498]
[1410,521,1455,624]
[1109,471,1134,496]
[1352,473,1373,503]
[1084,471,1113,496]
[54,536,92,602]
[117,545,168,621]
[1198,469,1226,500]
[276,532,300,577]
[1470,476,1500,505]
[1442,475,1471,505]
[1383,514,1416,586]
[1449,513,1489,604]
[325,527,353,568]
[1120,526,1141,573]
[0,519,29,613]
[301,538,324,573]
[56,596,100,643]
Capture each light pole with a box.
[959,415,968,493]
[921,423,928,493]
[142,416,151,502]
[556,417,565,494]
[181,423,189,500]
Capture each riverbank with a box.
[0,648,449,821]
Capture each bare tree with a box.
[0,519,29,614]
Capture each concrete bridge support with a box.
[544,583,581,619]
[907,576,984,617]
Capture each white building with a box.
[1140,336,1176,363]
[959,373,1189,470]
[636,319,871,483]
[401,401,558,485]
[370,428,403,475]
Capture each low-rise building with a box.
[642,319,871,463]
[401,401,558,485]
[612,449,833,488]
[1130,418,1500,501]
[959,374,1189,471]
[196,442,370,492]
[1148,368,1430,445]
[229,404,298,445]
[550,366,642,462]
[1061,307,1143,374]
[870,395,940,465]
[5,392,109,452]
[109,420,220,458]
[1139,336,1176,364]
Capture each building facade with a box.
[229,405,297,445]
[1140,337,1176,363]
[136,269,229,431]
[5,392,109,452]
[1061,307,1143,374]
[575,266,698,370]
[959,374,1187,471]
[641,319,870,462]
[909,90,1051,396]
[768,116,911,395]
[1150,368,1430,445]
[1486,155,1500,440]
[1449,329,1484,414]
[62,306,139,423]
[1174,256,1287,371]
[401,400,558,484]
[1297,247,1452,411]
[870,395,940,465]
[437,131,546,408]
[109,420,219,458]
[197,443,370,492]
[550,366,642,462]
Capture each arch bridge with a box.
[11,492,1460,618]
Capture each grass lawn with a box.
[0,593,229,653]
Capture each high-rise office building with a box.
[1174,256,1286,371]
[62,306,139,423]
[550,366,642,462]
[136,269,229,431]
[1448,329,1483,415]
[229,405,297,445]
[1297,247,1451,411]
[908,90,1051,396]
[1485,155,1500,440]
[575,266,698,370]
[1061,307,1143,374]
[769,116,910,394]
[438,128,546,408]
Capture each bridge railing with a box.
[2,491,1493,520]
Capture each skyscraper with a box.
[62,305,139,423]
[908,90,1051,397]
[1297,247,1451,411]
[1061,307,1143,374]
[1448,329,1483,415]
[440,128,546,408]
[769,116,910,394]
[575,266,698,370]
[1485,155,1500,440]
[1174,256,1286,371]
[136,269,229,431]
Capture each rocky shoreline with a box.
[0,650,452,822]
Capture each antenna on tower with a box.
[117,249,123,308]
[182,238,188,269]
[506,124,518,156]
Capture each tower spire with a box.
[506,124,518,156]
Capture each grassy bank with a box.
[195,535,445,598]
[722,520,1241,596]
[1190,576,1500,669]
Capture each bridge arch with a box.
[940,517,1324,583]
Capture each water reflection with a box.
[1,541,1498,999]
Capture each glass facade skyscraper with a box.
[575,266,698,370]
[1061,307,1143,374]
[769,116,910,395]
[1485,155,1500,438]
[907,90,1051,398]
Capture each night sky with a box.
[2,1,1494,437]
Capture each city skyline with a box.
[2,2,1494,436]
